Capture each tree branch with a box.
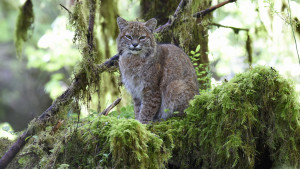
[210,22,249,32]
[100,98,122,116]
[87,0,96,53]
[193,0,237,19]
[154,0,188,33]
[59,4,71,15]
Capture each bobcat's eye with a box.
[125,35,132,40]
[139,36,146,40]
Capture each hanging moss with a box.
[14,0,34,58]
[67,0,103,109]
[3,66,299,168]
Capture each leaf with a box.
[2,126,10,132]
[190,51,195,55]
[33,135,39,140]
[25,136,32,141]
[195,45,200,52]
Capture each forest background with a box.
[0,0,299,146]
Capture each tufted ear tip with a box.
[144,18,157,33]
[117,17,128,31]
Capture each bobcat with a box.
[117,17,199,124]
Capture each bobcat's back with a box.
[117,17,198,123]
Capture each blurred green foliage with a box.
[209,0,300,93]
[1,0,300,103]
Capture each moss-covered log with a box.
[3,66,299,169]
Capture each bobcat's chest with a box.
[119,56,146,99]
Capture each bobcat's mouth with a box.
[129,47,141,51]
[129,47,142,54]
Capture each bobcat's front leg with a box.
[139,90,161,124]
[133,98,141,120]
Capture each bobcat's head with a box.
[117,17,157,58]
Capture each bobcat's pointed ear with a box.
[117,17,128,31]
[144,18,157,33]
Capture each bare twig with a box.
[287,0,300,67]
[59,4,72,14]
[50,120,64,135]
[210,22,248,32]
[154,0,188,33]
[193,0,237,19]
[100,98,122,116]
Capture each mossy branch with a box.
[0,57,119,168]
[0,1,109,167]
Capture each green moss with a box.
[9,66,299,168]
[14,0,34,58]
[61,116,172,168]
[178,66,300,168]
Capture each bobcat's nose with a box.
[132,43,138,47]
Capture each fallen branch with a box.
[193,0,237,19]
[100,98,122,116]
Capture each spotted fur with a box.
[117,17,199,124]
